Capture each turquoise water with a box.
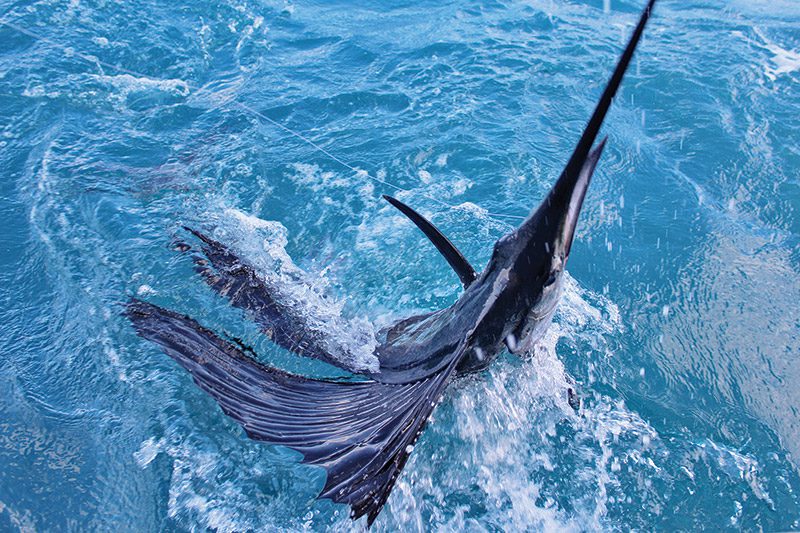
[2,0,799,530]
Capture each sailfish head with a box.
[381,0,657,361]
[479,0,656,353]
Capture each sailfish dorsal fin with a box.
[383,195,477,289]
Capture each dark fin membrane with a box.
[380,312,436,345]
[125,299,463,526]
[179,227,353,372]
[383,195,477,289]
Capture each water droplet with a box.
[506,334,517,351]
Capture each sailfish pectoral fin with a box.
[125,298,464,526]
[382,195,477,289]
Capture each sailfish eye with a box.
[544,272,558,287]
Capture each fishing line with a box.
[0,17,527,223]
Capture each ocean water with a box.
[1,0,799,530]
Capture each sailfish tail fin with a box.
[175,227,356,372]
[125,299,463,525]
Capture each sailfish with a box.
[126,0,657,526]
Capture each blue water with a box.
[2,0,799,530]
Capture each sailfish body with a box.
[126,1,657,525]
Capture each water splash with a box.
[203,207,380,373]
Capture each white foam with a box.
[136,284,156,296]
[288,162,348,191]
[737,28,800,82]
[697,440,775,508]
[558,273,621,332]
[133,437,164,467]
[381,277,647,530]
[90,73,190,98]
[758,35,800,81]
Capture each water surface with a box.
[1,0,799,530]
